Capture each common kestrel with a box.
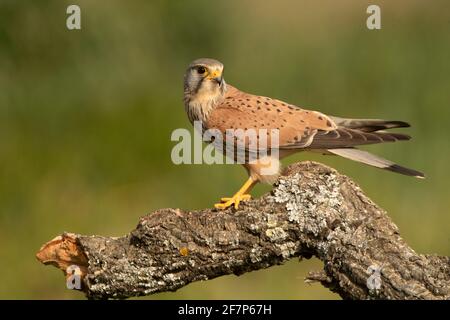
[183,58,424,210]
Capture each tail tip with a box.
[391,120,411,128]
[389,164,425,179]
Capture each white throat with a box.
[185,81,227,123]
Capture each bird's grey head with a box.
[183,58,227,122]
[184,58,225,93]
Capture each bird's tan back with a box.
[205,85,337,150]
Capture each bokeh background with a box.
[0,0,449,299]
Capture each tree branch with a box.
[36,161,450,299]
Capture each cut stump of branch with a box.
[36,161,450,299]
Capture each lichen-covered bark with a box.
[36,161,450,299]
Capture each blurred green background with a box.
[0,0,449,299]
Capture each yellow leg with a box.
[214,177,257,210]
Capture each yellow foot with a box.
[214,194,251,210]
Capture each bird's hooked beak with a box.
[207,70,224,86]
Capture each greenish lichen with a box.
[249,245,263,263]
[270,172,344,253]
[266,214,278,228]
[276,241,297,259]
[265,227,287,242]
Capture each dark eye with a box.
[197,66,206,74]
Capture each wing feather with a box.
[205,85,411,152]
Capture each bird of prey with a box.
[183,58,424,210]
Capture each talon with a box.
[214,193,252,210]
[213,177,256,210]
[214,201,231,209]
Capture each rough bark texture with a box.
[36,161,450,300]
